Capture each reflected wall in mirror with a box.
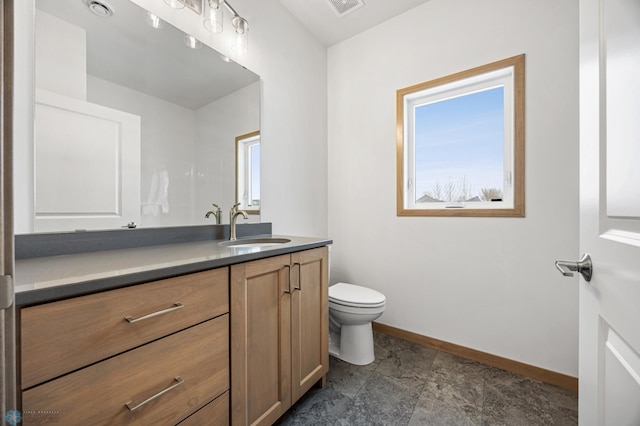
[22,0,260,234]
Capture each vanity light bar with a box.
[162,0,249,54]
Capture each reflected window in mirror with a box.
[236,131,260,214]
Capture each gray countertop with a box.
[15,235,332,306]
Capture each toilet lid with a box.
[329,282,386,307]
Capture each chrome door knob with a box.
[555,253,592,282]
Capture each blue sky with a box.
[414,86,504,201]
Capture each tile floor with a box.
[276,332,578,426]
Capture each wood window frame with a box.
[396,54,525,217]
[235,130,260,214]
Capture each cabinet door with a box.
[231,254,292,426]
[290,247,329,402]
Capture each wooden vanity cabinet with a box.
[18,243,329,426]
[230,246,329,426]
[20,268,230,426]
[290,248,330,402]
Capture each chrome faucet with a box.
[205,203,222,224]
[229,202,248,241]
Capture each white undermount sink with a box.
[218,237,291,248]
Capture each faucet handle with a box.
[211,203,220,209]
[230,202,241,213]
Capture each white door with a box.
[576,0,640,423]
[34,89,141,232]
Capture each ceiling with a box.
[278,0,431,46]
[36,0,259,110]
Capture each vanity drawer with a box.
[21,267,228,389]
[178,390,229,425]
[22,315,229,426]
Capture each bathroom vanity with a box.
[14,226,330,425]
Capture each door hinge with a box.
[0,275,13,309]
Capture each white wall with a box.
[328,0,580,376]
[88,77,260,228]
[34,10,86,100]
[194,81,260,226]
[88,76,197,228]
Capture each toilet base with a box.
[328,330,340,358]
[328,322,375,366]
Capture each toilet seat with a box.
[329,282,386,308]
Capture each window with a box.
[396,55,525,217]
[236,131,260,213]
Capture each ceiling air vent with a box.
[84,0,114,18]
[327,0,365,17]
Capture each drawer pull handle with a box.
[125,376,184,411]
[124,302,184,323]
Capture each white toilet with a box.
[328,282,386,365]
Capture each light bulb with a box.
[144,11,164,29]
[183,34,203,49]
[231,16,248,54]
[203,0,224,33]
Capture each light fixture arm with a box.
[218,0,239,19]
[207,0,241,20]
[205,0,248,31]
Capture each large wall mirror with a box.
[18,0,260,234]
